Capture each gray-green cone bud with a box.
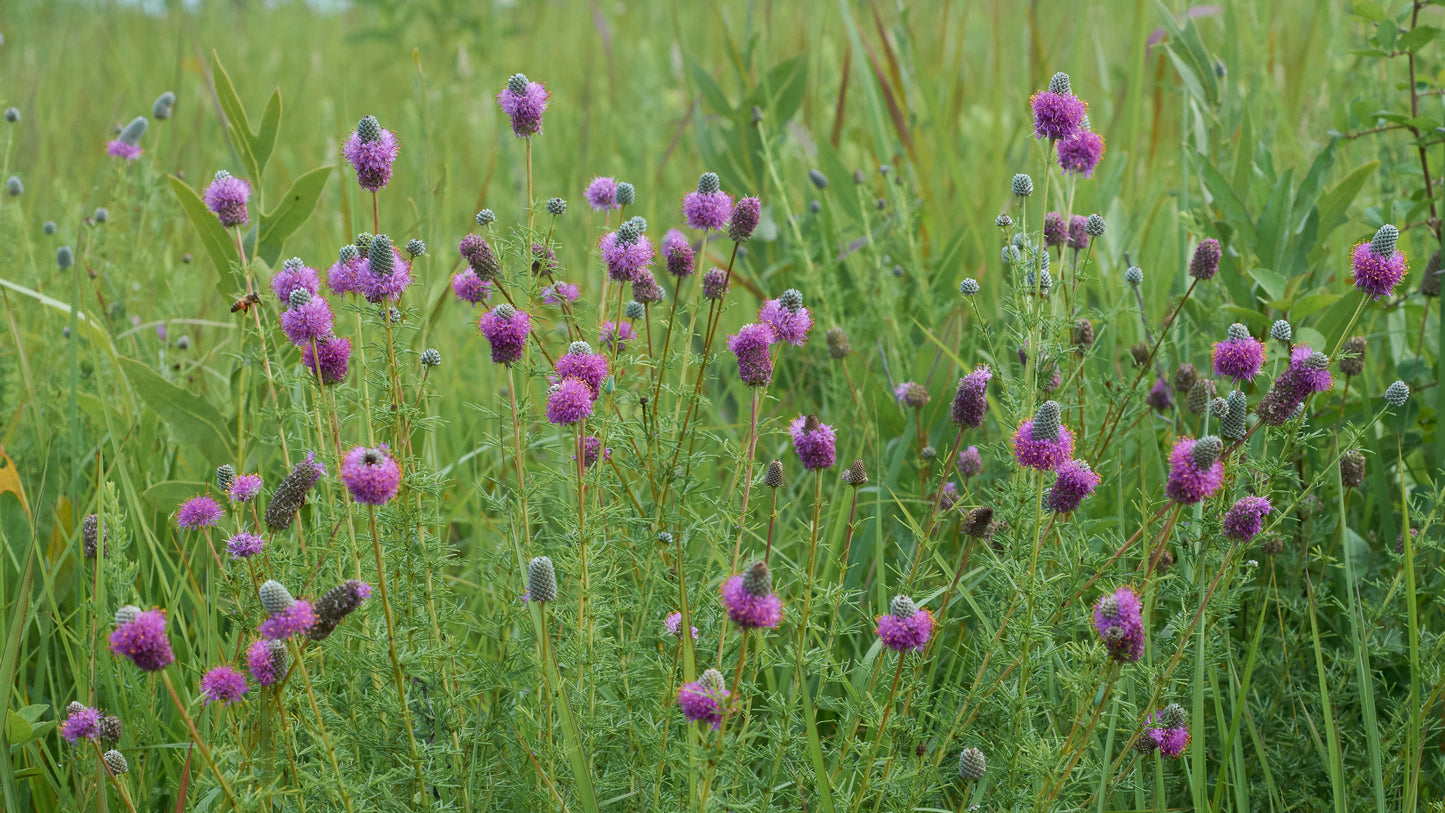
[57,246,73,269]
[354,232,374,256]
[995,213,1012,228]
[568,340,593,356]
[698,172,721,194]
[546,197,567,215]
[1222,391,1248,440]
[103,750,128,775]
[1384,380,1410,406]
[99,714,123,745]
[1270,320,1292,342]
[779,288,804,314]
[843,458,868,486]
[339,244,359,264]
[699,668,726,693]
[259,580,296,616]
[1085,213,1106,236]
[4,107,18,123]
[1422,250,1442,297]
[1161,703,1187,729]
[1190,436,1223,469]
[959,747,986,780]
[527,556,557,602]
[1032,401,1062,442]
[809,169,829,189]
[959,278,979,296]
[1048,72,1072,95]
[625,301,645,320]
[356,115,382,143]
[764,459,785,488]
[153,91,176,119]
[742,561,773,597]
[43,221,56,234]
[1227,323,1250,341]
[920,445,937,461]
[1370,223,1398,257]
[216,464,236,491]
[475,208,496,226]
[5,176,21,196]
[1186,380,1215,415]
[615,182,635,206]
[93,207,109,223]
[889,594,918,618]
[1011,173,1033,197]
[369,234,394,276]
[1124,266,1143,286]
[1208,397,1228,418]
[118,116,148,147]
[1339,450,1366,489]
[1339,336,1367,377]
[288,288,312,308]
[617,220,642,245]
[495,303,518,320]
[826,327,850,359]
[420,348,441,368]
[507,73,529,95]
[405,238,426,257]
[627,215,648,234]
[115,605,140,627]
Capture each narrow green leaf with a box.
[1196,152,1256,246]
[253,88,282,175]
[168,175,243,298]
[257,165,333,267]
[211,52,259,181]
[1317,161,1379,237]
[686,57,734,117]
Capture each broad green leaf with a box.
[211,52,259,181]
[1196,152,1256,246]
[253,88,282,175]
[1289,291,1342,321]
[168,175,242,299]
[1293,141,1337,225]
[747,55,807,125]
[1249,267,1288,301]
[1352,0,1387,21]
[686,57,734,117]
[257,165,333,267]
[1256,168,1294,270]
[1398,25,1440,52]
[5,710,31,743]
[1285,207,1320,277]
[118,357,232,464]
[1317,161,1379,237]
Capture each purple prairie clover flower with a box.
[555,346,609,399]
[728,196,761,243]
[1057,128,1105,178]
[342,116,400,191]
[632,271,665,305]
[938,481,960,511]
[204,171,251,228]
[758,298,813,346]
[176,495,224,530]
[701,268,730,300]
[271,263,320,304]
[280,296,334,347]
[876,595,936,652]
[1211,329,1266,383]
[260,600,317,641]
[1030,88,1087,141]
[598,230,656,282]
[958,445,983,477]
[1067,215,1090,250]
[228,474,262,503]
[1257,347,1332,425]
[479,305,531,365]
[951,365,993,428]
[226,532,265,559]
[601,320,635,352]
[1093,587,1145,663]
[358,250,412,303]
[895,381,930,409]
[1142,706,1191,758]
[682,190,735,231]
[577,435,611,468]
[1044,212,1066,247]
[665,612,699,639]
[60,705,101,743]
[1284,345,1334,393]
[585,176,620,211]
[1223,495,1272,542]
[110,607,174,672]
[531,243,558,274]
[458,234,500,281]
[542,282,580,305]
[451,269,493,305]
[1190,238,1222,281]
[728,323,778,387]
[662,228,689,256]
[326,255,366,297]
[497,73,550,138]
[547,378,595,425]
[1351,225,1407,300]
[721,563,784,629]
[341,445,402,505]
[790,415,837,471]
[199,666,249,706]
[106,139,143,161]
[309,580,372,641]
[1146,376,1173,412]
[303,337,352,385]
[1045,459,1101,513]
[1012,403,1074,471]
[678,674,730,730]
[246,639,287,688]
[1148,723,1190,759]
[1165,437,1225,505]
[665,238,696,278]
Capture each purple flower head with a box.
[309,580,372,641]
[228,473,263,502]
[531,243,558,274]
[542,282,580,305]
[958,445,983,477]
[260,600,317,641]
[665,611,699,640]
[555,345,609,399]
[678,676,730,730]
[1030,89,1087,141]
[358,250,413,303]
[1145,709,1191,758]
[1211,329,1266,382]
[894,381,930,409]
[701,268,730,300]
[662,228,689,255]
[599,230,656,282]
[728,196,761,243]
[458,234,500,280]
[341,445,402,505]
[61,705,101,743]
[227,531,265,559]
[721,572,783,629]
[1351,240,1407,300]
[1012,403,1074,471]
[342,119,401,191]
[758,298,813,346]
[1093,586,1145,662]
[176,495,224,530]
[1257,347,1332,425]
[576,435,611,469]
[728,323,777,387]
[1045,459,1101,513]
[451,269,493,305]
[1057,128,1105,177]
[204,171,251,228]
[303,337,352,385]
[683,191,735,231]
[246,639,287,688]
[1044,212,1067,247]
[280,296,335,347]
[1146,376,1173,412]
[1222,495,1272,542]
[601,320,635,353]
[632,271,666,306]
[951,365,993,428]
[496,73,550,138]
[665,238,696,278]
[106,140,143,161]
[939,481,960,511]
[200,665,249,706]
[271,262,320,305]
[326,255,366,297]
[1190,238,1222,281]
[876,596,935,652]
[1287,345,1333,393]
[1066,214,1091,250]
[547,378,595,425]
[110,607,174,671]
[790,415,837,471]
[479,305,531,365]
[1165,437,1225,505]
[585,176,620,211]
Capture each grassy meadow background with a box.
[2,0,1444,810]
